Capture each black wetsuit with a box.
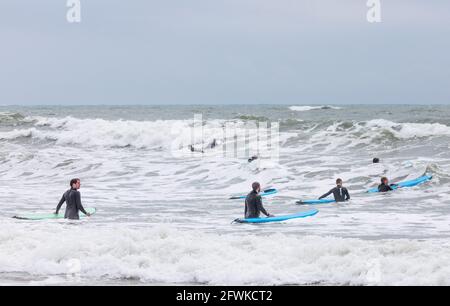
[319,187,350,202]
[378,183,393,192]
[248,156,258,163]
[244,190,270,218]
[55,188,88,220]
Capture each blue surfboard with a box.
[233,209,318,223]
[229,188,278,200]
[296,199,336,205]
[366,174,432,193]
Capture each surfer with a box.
[318,178,350,202]
[188,139,217,153]
[373,157,380,163]
[378,177,395,192]
[248,155,258,163]
[55,178,91,219]
[207,138,217,149]
[188,145,204,153]
[245,182,274,218]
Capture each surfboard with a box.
[296,199,336,205]
[13,207,96,220]
[229,188,278,200]
[366,174,432,193]
[233,208,318,223]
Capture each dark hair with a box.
[70,178,80,187]
[381,177,388,183]
[252,182,260,192]
[373,158,380,163]
[336,178,343,184]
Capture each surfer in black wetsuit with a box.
[248,155,258,163]
[188,139,218,153]
[373,157,380,164]
[319,178,350,202]
[244,182,274,218]
[55,178,90,220]
[378,177,395,192]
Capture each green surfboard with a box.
[13,207,96,220]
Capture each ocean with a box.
[0,104,449,285]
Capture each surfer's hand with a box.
[268,214,275,217]
[86,213,91,217]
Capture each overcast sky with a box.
[0,1,449,105]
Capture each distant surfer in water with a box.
[55,178,90,220]
[378,177,396,192]
[373,157,380,163]
[245,182,274,218]
[248,155,258,163]
[318,178,350,202]
[188,139,218,153]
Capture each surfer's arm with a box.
[319,189,333,199]
[75,192,89,216]
[256,196,270,217]
[345,188,350,200]
[55,195,66,214]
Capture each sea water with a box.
[0,104,449,285]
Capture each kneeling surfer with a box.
[55,178,91,220]
[319,178,350,202]
[245,182,274,218]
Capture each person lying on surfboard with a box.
[377,177,399,192]
[55,178,91,220]
[318,178,350,202]
[245,182,274,218]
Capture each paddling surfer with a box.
[244,182,274,218]
[55,178,90,220]
[378,177,396,192]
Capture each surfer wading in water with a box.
[319,178,350,202]
[244,182,274,218]
[55,178,90,220]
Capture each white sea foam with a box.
[0,222,449,285]
[12,116,285,154]
[0,128,35,140]
[366,119,450,139]
[1,116,448,152]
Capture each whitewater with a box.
[1,104,450,285]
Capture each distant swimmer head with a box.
[373,158,380,164]
[381,177,389,184]
[336,178,343,187]
[70,178,81,190]
[252,182,261,193]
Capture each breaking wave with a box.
[0,223,449,285]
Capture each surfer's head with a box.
[336,178,343,187]
[373,157,380,164]
[70,178,81,190]
[252,182,261,193]
[381,177,388,185]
